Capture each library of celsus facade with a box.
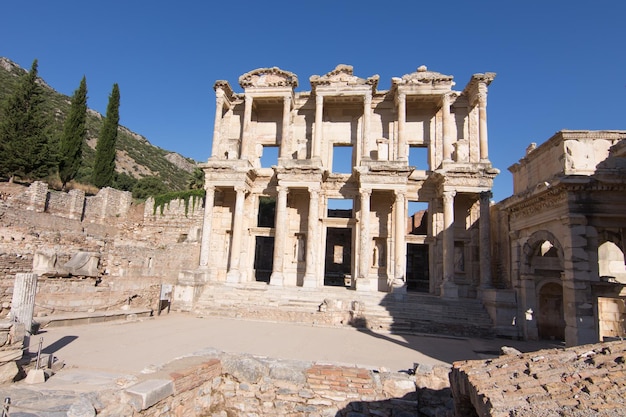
[198,65,498,297]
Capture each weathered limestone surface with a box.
[451,340,626,417]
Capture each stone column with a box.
[270,186,288,286]
[479,191,493,289]
[240,95,253,160]
[303,187,320,288]
[357,188,372,291]
[199,185,215,268]
[442,93,453,162]
[477,92,489,162]
[313,93,323,159]
[211,92,224,158]
[362,92,372,159]
[10,273,38,337]
[397,92,407,161]
[393,190,407,295]
[226,186,246,283]
[440,190,458,298]
[280,95,292,159]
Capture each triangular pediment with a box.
[394,65,455,89]
[310,64,379,91]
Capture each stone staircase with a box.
[193,282,495,338]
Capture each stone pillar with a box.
[303,187,320,288]
[393,190,407,295]
[442,93,453,162]
[440,190,458,298]
[313,93,323,159]
[68,189,85,221]
[226,186,246,283]
[270,187,288,286]
[362,92,372,159]
[397,92,407,161]
[240,95,253,160]
[10,273,38,337]
[211,92,224,158]
[280,95,292,159]
[479,191,493,289]
[478,92,489,162]
[199,185,215,268]
[357,188,372,291]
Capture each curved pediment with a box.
[310,64,379,91]
[238,67,298,89]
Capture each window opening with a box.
[332,145,353,174]
[328,198,353,218]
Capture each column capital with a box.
[442,190,456,201]
[395,91,406,106]
[205,185,215,192]
[480,190,493,201]
[308,185,320,195]
[394,189,406,199]
[234,185,247,194]
[275,185,288,195]
[360,188,372,197]
[245,95,253,104]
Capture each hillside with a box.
[0,57,196,191]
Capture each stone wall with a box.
[104,352,453,417]
[450,340,626,417]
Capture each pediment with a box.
[394,65,455,89]
[238,67,298,89]
[310,64,379,91]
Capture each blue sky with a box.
[1,0,623,202]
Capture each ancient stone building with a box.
[197,65,498,297]
[490,131,626,346]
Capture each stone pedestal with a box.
[10,273,38,335]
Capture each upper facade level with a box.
[207,65,496,178]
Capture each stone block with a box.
[125,379,174,411]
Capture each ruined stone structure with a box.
[489,131,626,347]
[198,65,498,298]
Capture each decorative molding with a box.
[238,67,298,89]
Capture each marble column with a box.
[479,191,492,289]
[199,186,215,268]
[211,93,224,158]
[357,188,372,291]
[440,190,458,298]
[280,95,291,159]
[397,92,407,161]
[442,93,453,162]
[240,95,253,160]
[393,190,407,294]
[226,186,246,283]
[313,93,323,159]
[362,92,372,159]
[478,92,489,162]
[303,187,320,288]
[270,186,288,286]
[10,273,38,339]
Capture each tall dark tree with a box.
[58,76,87,190]
[0,59,52,182]
[92,83,120,188]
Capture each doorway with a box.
[407,244,429,292]
[537,282,565,341]
[324,227,352,287]
[254,236,274,282]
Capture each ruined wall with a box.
[112,352,452,417]
[0,183,203,317]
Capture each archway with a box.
[537,282,565,340]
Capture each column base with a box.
[440,280,459,299]
[391,279,407,301]
[269,272,284,286]
[302,274,317,288]
[355,278,375,292]
[226,270,241,284]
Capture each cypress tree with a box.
[0,59,52,182]
[58,76,87,190]
[92,83,120,188]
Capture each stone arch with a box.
[521,230,566,341]
[598,230,626,283]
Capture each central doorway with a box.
[324,227,352,287]
[406,243,429,292]
[254,236,274,283]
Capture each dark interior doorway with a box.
[406,243,429,292]
[254,236,274,282]
[324,227,352,287]
[538,282,565,341]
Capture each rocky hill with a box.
[0,57,196,191]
